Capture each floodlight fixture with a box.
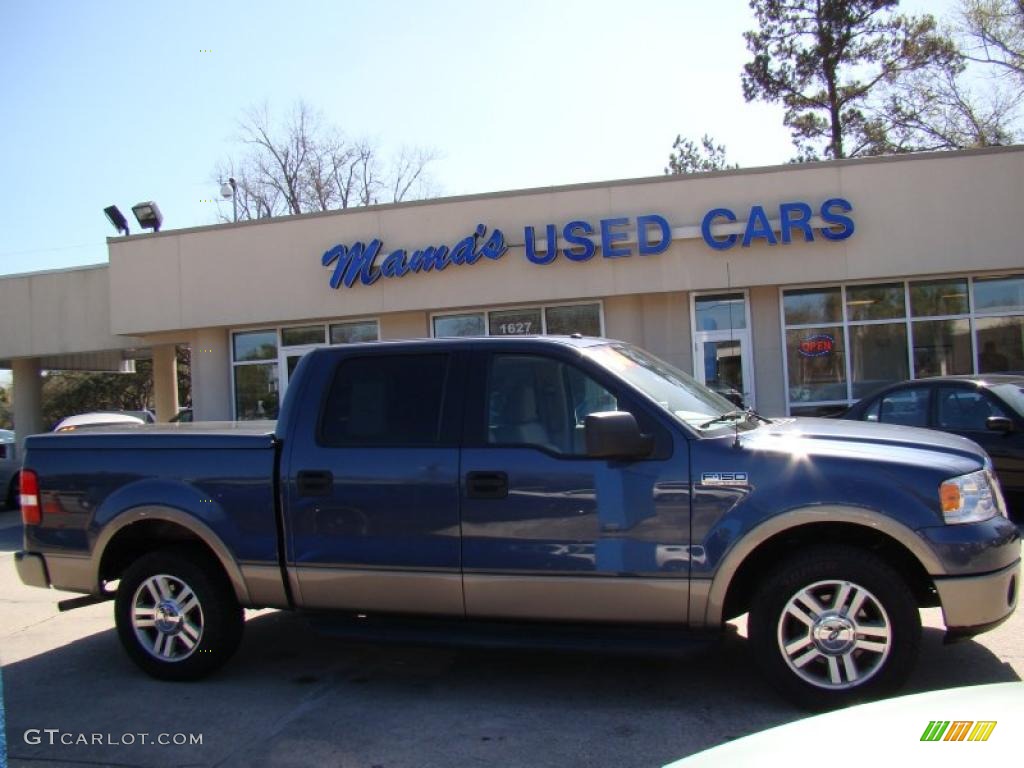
[104,205,130,236]
[131,201,163,233]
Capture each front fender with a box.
[694,505,946,628]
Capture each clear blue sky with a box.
[0,0,956,278]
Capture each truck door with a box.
[285,350,465,616]
[460,348,692,624]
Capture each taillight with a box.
[21,470,40,526]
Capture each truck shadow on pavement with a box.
[3,608,1019,768]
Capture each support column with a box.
[12,357,43,454]
[191,328,232,421]
[152,344,180,422]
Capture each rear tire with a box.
[748,545,921,710]
[114,548,244,681]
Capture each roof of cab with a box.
[309,335,613,352]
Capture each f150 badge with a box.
[701,471,749,487]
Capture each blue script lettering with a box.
[323,225,508,289]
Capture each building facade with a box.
[1,146,1022,442]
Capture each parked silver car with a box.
[0,429,19,509]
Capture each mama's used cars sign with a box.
[321,198,854,290]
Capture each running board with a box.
[305,613,720,656]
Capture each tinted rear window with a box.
[320,355,448,446]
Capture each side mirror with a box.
[986,415,1014,433]
[585,411,654,460]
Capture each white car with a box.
[1,428,18,509]
[53,412,147,432]
[665,683,1024,766]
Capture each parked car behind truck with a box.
[1,429,19,509]
[14,337,1020,708]
[843,374,1024,519]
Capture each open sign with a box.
[798,334,835,357]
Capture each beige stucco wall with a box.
[189,327,231,421]
[0,265,141,362]
[107,147,1024,338]
[749,286,786,417]
[603,293,691,372]
[2,147,1021,422]
[380,311,428,340]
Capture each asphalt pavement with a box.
[0,507,1021,768]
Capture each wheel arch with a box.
[95,506,251,605]
[705,506,943,626]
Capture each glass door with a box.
[692,293,755,408]
[279,345,323,395]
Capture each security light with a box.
[131,201,163,232]
[104,205,130,236]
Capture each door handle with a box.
[466,471,508,499]
[297,470,334,497]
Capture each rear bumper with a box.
[14,550,93,593]
[14,551,49,589]
[934,559,1019,637]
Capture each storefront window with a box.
[973,275,1024,313]
[281,325,326,346]
[432,302,602,338]
[330,320,379,344]
[694,293,747,332]
[849,323,909,398]
[433,313,485,337]
[786,326,847,403]
[910,278,969,317]
[233,318,379,419]
[845,283,905,321]
[912,319,972,377]
[782,273,1022,414]
[976,316,1024,372]
[545,303,601,335]
[783,287,842,325]
[489,308,542,336]
[234,363,279,420]
[233,330,277,361]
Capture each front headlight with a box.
[940,469,1007,524]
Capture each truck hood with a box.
[739,417,988,476]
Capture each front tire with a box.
[115,548,244,681]
[748,545,921,710]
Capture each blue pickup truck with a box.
[14,337,1021,708]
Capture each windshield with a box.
[990,383,1024,417]
[583,342,750,431]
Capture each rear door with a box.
[459,346,691,624]
[285,349,465,615]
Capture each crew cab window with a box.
[320,354,448,446]
[486,355,618,455]
[936,387,1008,431]
[876,386,931,427]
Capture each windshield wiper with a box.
[699,410,747,429]
[699,408,772,430]
[745,408,773,425]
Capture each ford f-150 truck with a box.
[14,337,1021,708]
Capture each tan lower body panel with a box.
[464,574,688,623]
[45,554,95,594]
[936,559,1020,629]
[293,567,464,616]
[239,563,291,609]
